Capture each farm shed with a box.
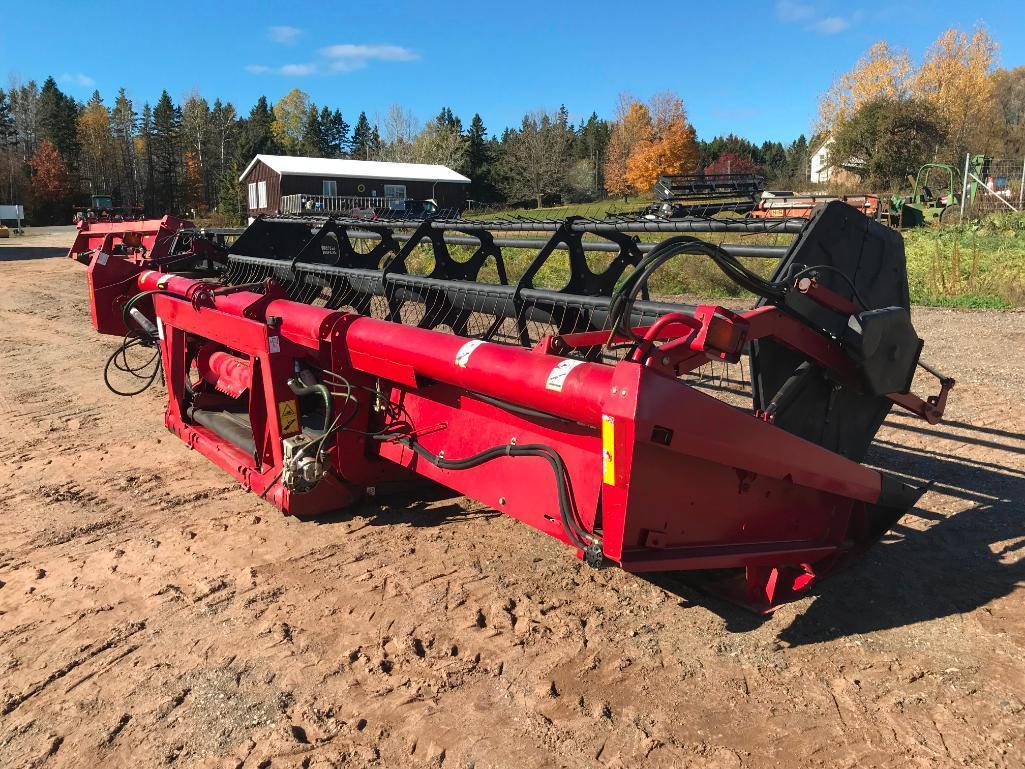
[238,154,471,217]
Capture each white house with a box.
[810,137,833,183]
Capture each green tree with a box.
[151,91,181,213]
[321,107,349,158]
[350,112,375,160]
[37,77,80,166]
[829,97,945,187]
[466,113,498,204]
[299,106,326,156]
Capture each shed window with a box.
[257,181,268,209]
[384,184,406,201]
[322,180,337,197]
[247,182,258,210]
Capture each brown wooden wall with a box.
[240,159,281,216]
[279,176,467,210]
[240,160,469,215]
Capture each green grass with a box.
[400,205,1025,309]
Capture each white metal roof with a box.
[239,154,470,184]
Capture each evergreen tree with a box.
[151,91,181,213]
[321,107,349,158]
[466,113,498,204]
[299,106,327,156]
[434,107,462,133]
[37,76,80,166]
[350,112,374,159]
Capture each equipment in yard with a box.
[71,193,145,225]
[883,156,991,228]
[78,203,953,611]
[751,191,881,220]
[68,215,235,270]
[644,173,764,218]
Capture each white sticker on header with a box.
[268,335,281,354]
[156,316,165,341]
[545,359,584,392]
[454,339,484,368]
[157,274,172,288]
[96,251,109,266]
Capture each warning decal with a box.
[454,339,484,368]
[268,335,281,354]
[545,359,583,392]
[278,399,300,435]
[601,415,616,485]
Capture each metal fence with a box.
[280,194,402,215]
[960,154,1025,220]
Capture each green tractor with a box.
[885,155,990,228]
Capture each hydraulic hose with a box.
[391,436,604,565]
[287,377,332,434]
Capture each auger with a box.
[75,202,953,610]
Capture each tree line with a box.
[817,27,1025,188]
[0,78,815,225]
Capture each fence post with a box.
[1019,157,1025,211]
[959,152,970,223]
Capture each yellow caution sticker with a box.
[278,399,300,436]
[601,414,616,485]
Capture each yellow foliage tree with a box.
[182,150,205,214]
[910,27,998,157]
[818,41,912,131]
[272,88,312,155]
[604,99,652,197]
[625,97,699,192]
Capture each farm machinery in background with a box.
[882,155,996,228]
[71,193,146,225]
[643,173,764,218]
[72,203,953,612]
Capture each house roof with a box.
[239,154,470,184]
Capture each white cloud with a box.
[58,72,95,87]
[320,44,418,62]
[246,42,418,77]
[279,63,316,76]
[269,26,302,44]
[812,15,850,34]
[775,0,815,21]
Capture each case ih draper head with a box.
[77,203,953,611]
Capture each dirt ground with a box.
[1,226,1024,769]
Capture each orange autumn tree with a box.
[29,139,74,224]
[604,97,653,198]
[604,92,699,197]
[625,94,699,192]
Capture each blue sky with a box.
[1,0,1022,144]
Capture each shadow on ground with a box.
[0,246,69,261]
[642,415,1024,641]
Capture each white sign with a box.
[0,205,24,220]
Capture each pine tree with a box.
[466,114,497,204]
[151,91,181,213]
[321,108,349,158]
[350,112,373,160]
[37,77,80,166]
[299,106,326,156]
